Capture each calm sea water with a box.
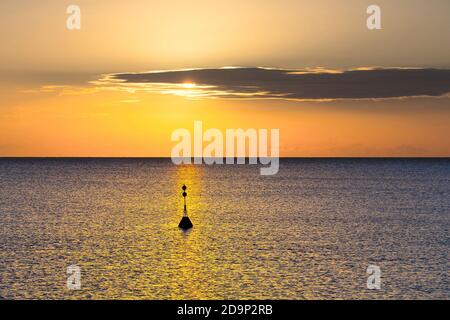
[0,158,448,299]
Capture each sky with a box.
[0,0,449,157]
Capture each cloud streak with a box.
[94,67,450,101]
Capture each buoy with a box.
[178,184,193,230]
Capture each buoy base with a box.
[178,216,193,230]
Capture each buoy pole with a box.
[183,185,187,215]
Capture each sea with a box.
[0,158,448,299]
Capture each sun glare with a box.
[182,83,196,89]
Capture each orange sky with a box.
[0,0,449,157]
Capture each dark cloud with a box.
[109,67,450,101]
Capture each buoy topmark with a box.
[178,184,193,230]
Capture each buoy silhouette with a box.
[178,184,193,230]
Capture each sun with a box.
[182,82,196,89]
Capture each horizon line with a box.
[0,156,449,160]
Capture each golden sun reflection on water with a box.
[165,164,212,299]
